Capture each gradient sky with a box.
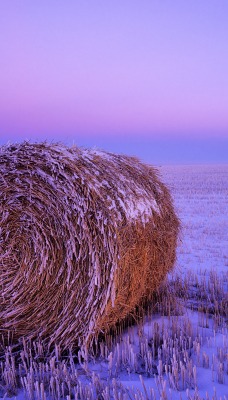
[0,1,228,163]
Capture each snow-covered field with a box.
[1,164,227,400]
[161,164,228,276]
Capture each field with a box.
[1,164,227,399]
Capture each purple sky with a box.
[0,1,227,163]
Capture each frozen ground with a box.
[1,164,227,399]
[160,164,228,276]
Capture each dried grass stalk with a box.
[0,142,179,348]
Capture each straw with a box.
[0,142,179,349]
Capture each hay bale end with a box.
[0,142,179,348]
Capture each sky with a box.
[0,0,227,164]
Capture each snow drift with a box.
[0,142,179,348]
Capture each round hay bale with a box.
[0,142,179,348]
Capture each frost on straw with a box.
[0,142,179,349]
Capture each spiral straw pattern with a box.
[0,142,179,348]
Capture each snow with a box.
[86,148,161,223]
[114,193,159,223]
[89,149,113,160]
[1,164,227,399]
[160,164,228,275]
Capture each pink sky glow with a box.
[0,1,227,162]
